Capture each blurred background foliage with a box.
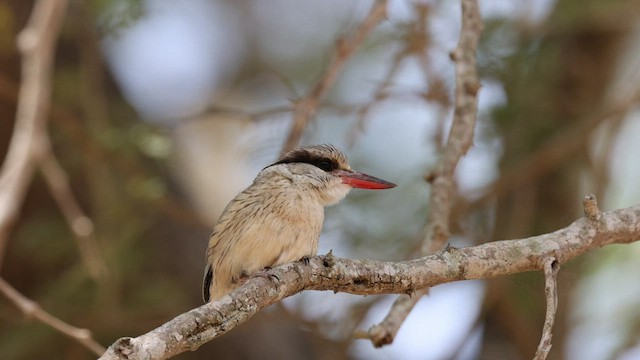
[1,0,640,359]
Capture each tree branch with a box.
[533,258,559,360]
[0,0,68,267]
[100,201,640,360]
[280,0,388,155]
[424,0,482,266]
[365,0,483,346]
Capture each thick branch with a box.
[100,203,640,360]
[280,0,388,155]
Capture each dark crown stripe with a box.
[266,149,339,172]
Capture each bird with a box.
[203,144,396,302]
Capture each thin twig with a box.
[413,4,451,150]
[347,48,407,146]
[363,0,483,347]
[533,258,560,360]
[99,200,640,360]
[280,0,388,155]
[38,142,108,280]
[189,92,425,126]
[0,277,105,355]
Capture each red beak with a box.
[335,170,396,190]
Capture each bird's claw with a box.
[300,256,310,265]
[250,267,280,283]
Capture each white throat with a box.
[318,183,352,206]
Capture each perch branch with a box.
[280,0,388,155]
[100,201,640,360]
[0,277,105,355]
[365,0,483,346]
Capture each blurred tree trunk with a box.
[481,1,640,359]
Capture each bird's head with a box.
[262,144,396,206]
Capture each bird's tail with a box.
[202,264,213,303]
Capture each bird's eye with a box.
[317,160,334,172]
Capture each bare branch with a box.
[280,0,388,155]
[366,288,428,347]
[533,258,560,360]
[365,0,483,346]
[424,0,482,253]
[0,277,105,356]
[0,0,68,267]
[100,202,640,360]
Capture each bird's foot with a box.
[249,267,280,283]
[299,256,310,266]
[236,270,249,284]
